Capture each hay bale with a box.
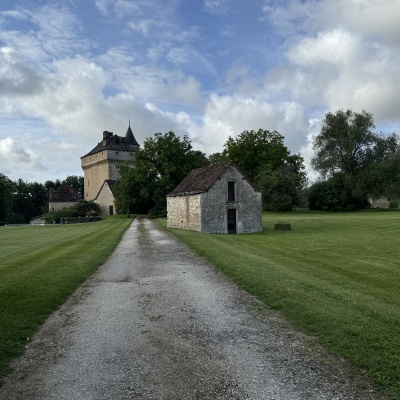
[275,223,291,231]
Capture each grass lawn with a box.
[158,210,400,398]
[0,215,133,383]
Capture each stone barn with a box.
[167,161,262,234]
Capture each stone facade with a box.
[166,194,202,231]
[94,180,117,215]
[167,162,262,234]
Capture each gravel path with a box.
[0,216,387,399]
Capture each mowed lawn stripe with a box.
[159,211,400,398]
[0,217,133,381]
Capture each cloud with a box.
[0,48,43,96]
[261,1,400,127]
[264,0,400,45]
[0,137,31,162]
[189,94,308,155]
[204,0,231,15]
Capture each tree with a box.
[221,129,292,181]
[29,182,48,217]
[308,174,369,211]
[0,173,13,224]
[62,176,84,199]
[115,131,208,216]
[311,109,398,210]
[257,158,307,211]
[213,129,307,211]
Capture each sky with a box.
[1,0,399,184]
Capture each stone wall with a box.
[201,165,262,234]
[49,201,79,212]
[167,194,201,231]
[95,182,116,215]
[167,164,262,234]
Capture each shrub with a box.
[44,208,79,224]
[72,200,101,217]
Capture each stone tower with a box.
[80,123,139,213]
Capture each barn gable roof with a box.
[167,161,259,197]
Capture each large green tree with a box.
[0,173,13,225]
[211,129,306,210]
[311,109,398,210]
[216,129,292,181]
[115,131,208,216]
[257,156,307,211]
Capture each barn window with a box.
[228,182,235,202]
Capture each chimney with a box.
[102,131,113,146]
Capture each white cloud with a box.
[0,47,43,96]
[190,94,308,155]
[0,137,31,162]
[204,0,230,15]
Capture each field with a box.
[1,211,399,398]
[0,216,133,382]
[158,210,400,398]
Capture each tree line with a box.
[2,108,399,223]
[114,128,306,216]
[0,175,83,224]
[114,109,400,215]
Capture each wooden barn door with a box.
[227,209,237,234]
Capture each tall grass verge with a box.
[0,216,133,382]
[158,211,400,398]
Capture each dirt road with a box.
[0,217,385,399]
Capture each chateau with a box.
[80,124,139,215]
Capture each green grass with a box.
[0,215,133,382]
[158,210,400,398]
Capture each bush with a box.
[72,200,101,217]
[44,208,79,224]
[389,200,399,209]
[308,174,369,211]
[148,206,167,219]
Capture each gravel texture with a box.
[0,216,389,399]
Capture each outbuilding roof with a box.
[167,161,260,197]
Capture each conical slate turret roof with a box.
[125,122,139,146]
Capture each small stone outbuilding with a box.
[48,185,80,212]
[167,161,262,234]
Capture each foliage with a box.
[0,216,132,382]
[257,157,307,211]
[161,211,400,398]
[220,129,292,181]
[212,129,307,211]
[62,176,84,198]
[311,109,398,210]
[115,131,208,215]
[308,174,370,211]
[367,150,400,201]
[0,174,84,224]
[44,208,79,224]
[0,174,13,225]
[72,199,100,217]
